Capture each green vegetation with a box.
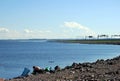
[54,39,120,45]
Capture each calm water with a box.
[0,40,120,79]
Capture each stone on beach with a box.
[4,56,120,81]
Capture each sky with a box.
[0,0,120,39]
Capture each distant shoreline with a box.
[51,39,120,45]
[0,39,120,45]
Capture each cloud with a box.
[0,28,24,39]
[24,29,33,33]
[38,30,51,33]
[64,21,96,36]
[22,29,53,39]
[0,27,54,39]
[0,27,9,33]
[64,21,90,31]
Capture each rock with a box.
[0,78,4,81]
[64,66,71,69]
[54,66,61,71]
[96,59,105,64]
[5,56,120,81]
[82,63,93,68]
[72,63,78,68]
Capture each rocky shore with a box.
[4,56,120,81]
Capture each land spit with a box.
[52,39,120,45]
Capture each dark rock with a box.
[72,63,78,68]
[96,59,105,64]
[82,63,92,68]
[54,66,61,71]
[112,56,120,61]
[65,66,71,69]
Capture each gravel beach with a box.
[4,56,120,81]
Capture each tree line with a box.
[85,34,120,39]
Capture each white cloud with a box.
[64,21,96,36]
[0,28,24,39]
[64,21,90,31]
[22,29,53,39]
[0,27,54,39]
[44,30,52,33]
[0,23,96,39]
[40,30,51,33]
[0,27,9,33]
[24,29,33,33]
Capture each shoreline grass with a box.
[53,39,120,45]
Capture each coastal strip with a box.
[51,39,120,45]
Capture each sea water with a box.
[0,40,120,79]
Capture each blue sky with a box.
[0,0,120,39]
